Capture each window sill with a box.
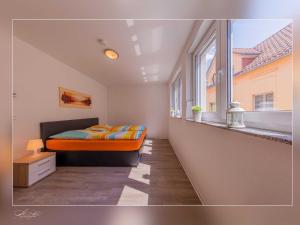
[170,116,182,119]
[184,119,292,145]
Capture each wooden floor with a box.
[13,139,201,205]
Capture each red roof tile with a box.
[234,23,292,76]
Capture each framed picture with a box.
[59,87,92,109]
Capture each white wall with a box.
[168,21,293,205]
[169,118,292,204]
[13,37,108,159]
[108,84,169,139]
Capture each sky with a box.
[204,40,216,73]
[232,19,292,48]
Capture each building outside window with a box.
[230,20,292,112]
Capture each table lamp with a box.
[26,139,44,155]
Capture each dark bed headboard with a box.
[40,117,99,144]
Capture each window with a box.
[195,38,217,112]
[189,20,292,132]
[193,21,228,122]
[230,19,292,132]
[254,93,274,111]
[242,57,255,68]
[171,75,182,118]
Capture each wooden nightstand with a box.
[13,152,56,187]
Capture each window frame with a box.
[228,20,292,133]
[193,21,228,123]
[193,22,220,122]
[171,73,182,118]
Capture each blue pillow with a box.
[49,130,89,139]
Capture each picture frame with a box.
[59,87,92,109]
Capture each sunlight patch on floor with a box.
[144,139,152,146]
[141,145,152,155]
[117,185,149,205]
[128,162,151,185]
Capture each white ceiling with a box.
[14,20,195,85]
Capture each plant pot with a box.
[193,112,202,122]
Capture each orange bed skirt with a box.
[46,129,147,152]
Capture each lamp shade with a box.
[26,139,44,151]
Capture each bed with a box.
[40,118,146,166]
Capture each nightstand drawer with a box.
[28,166,56,186]
[29,155,55,173]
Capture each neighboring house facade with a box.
[206,23,292,112]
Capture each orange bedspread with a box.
[46,129,146,151]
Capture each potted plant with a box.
[192,105,202,122]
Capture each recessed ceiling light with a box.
[142,71,146,75]
[134,44,141,56]
[104,49,119,60]
[131,35,138,42]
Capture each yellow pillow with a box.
[86,124,112,131]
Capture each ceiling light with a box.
[104,49,119,60]
[142,71,146,75]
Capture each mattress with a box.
[46,129,146,151]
